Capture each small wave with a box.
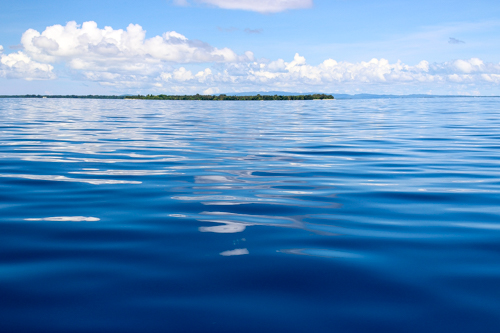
[24,216,100,222]
[0,174,142,185]
[281,248,363,259]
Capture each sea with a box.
[1,97,500,332]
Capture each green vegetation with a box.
[129,93,334,100]
[0,93,334,100]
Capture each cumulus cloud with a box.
[77,53,500,92]
[0,47,55,80]
[445,58,485,73]
[203,87,220,94]
[20,21,251,75]
[178,0,313,13]
[160,67,195,81]
[144,54,500,93]
[2,21,500,94]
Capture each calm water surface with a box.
[1,98,500,332]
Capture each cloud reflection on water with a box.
[199,222,248,233]
[220,248,249,256]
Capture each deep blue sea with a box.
[1,98,500,332]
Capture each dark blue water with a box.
[1,98,500,332]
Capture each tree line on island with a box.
[0,94,334,100]
[130,94,334,100]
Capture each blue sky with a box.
[1,0,500,95]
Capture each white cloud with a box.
[178,0,313,13]
[161,67,195,81]
[143,54,500,94]
[481,74,500,83]
[21,21,251,75]
[3,22,500,94]
[203,87,220,94]
[0,50,55,80]
[451,58,484,73]
[75,53,500,93]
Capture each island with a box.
[0,94,334,100]
[128,94,334,100]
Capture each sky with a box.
[1,0,500,95]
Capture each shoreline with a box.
[0,94,334,101]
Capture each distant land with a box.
[125,93,334,100]
[0,93,499,100]
[225,91,500,99]
[0,94,334,101]
[329,93,499,99]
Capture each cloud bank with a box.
[79,53,500,93]
[176,0,313,13]
[21,21,251,75]
[0,45,55,80]
[149,54,500,92]
[2,21,500,94]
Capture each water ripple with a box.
[1,98,500,332]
